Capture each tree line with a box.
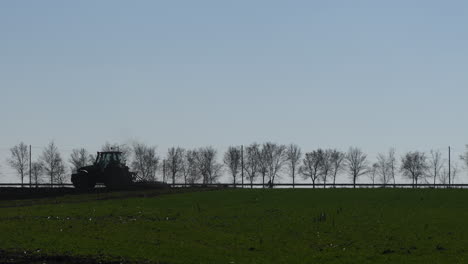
[4,141,465,188]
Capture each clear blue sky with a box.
[1,1,467,182]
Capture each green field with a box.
[1,188,468,263]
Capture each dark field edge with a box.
[0,184,174,201]
[0,187,223,208]
[0,249,162,264]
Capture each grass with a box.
[1,188,468,263]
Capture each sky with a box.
[1,1,467,183]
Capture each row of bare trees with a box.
[400,150,458,187]
[163,146,222,185]
[160,143,460,188]
[6,142,67,186]
[296,147,458,188]
[4,141,466,187]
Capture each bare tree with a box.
[400,151,429,187]
[40,141,66,185]
[376,153,391,186]
[224,146,242,187]
[450,162,458,184]
[286,144,302,188]
[319,149,333,188]
[451,162,458,184]
[69,148,93,173]
[439,167,450,185]
[299,150,323,188]
[182,149,200,185]
[244,143,261,189]
[180,160,189,185]
[132,143,160,182]
[368,163,378,186]
[258,146,269,187]
[345,147,368,188]
[162,159,167,183]
[54,166,67,185]
[388,148,397,186]
[7,142,29,187]
[166,147,185,185]
[440,162,459,185]
[262,142,287,187]
[30,161,44,187]
[330,149,345,187]
[196,147,222,184]
[428,149,444,186]
[241,146,244,187]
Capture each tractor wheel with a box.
[72,172,96,190]
[104,167,133,189]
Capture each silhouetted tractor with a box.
[71,151,134,189]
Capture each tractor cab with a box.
[94,151,124,169]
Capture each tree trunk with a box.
[293,173,295,189]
